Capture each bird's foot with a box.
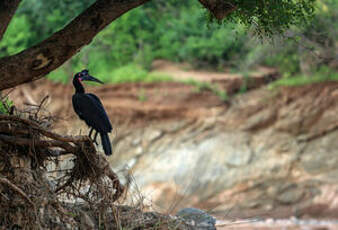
[88,129,99,145]
[93,132,99,145]
[88,137,99,145]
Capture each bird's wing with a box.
[86,93,105,108]
[86,93,113,130]
[72,93,112,133]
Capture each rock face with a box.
[109,82,338,218]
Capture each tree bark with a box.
[0,0,22,41]
[198,0,236,20]
[0,0,150,91]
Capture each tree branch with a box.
[198,0,237,20]
[0,0,239,90]
[0,0,22,41]
[0,134,77,153]
[0,0,150,91]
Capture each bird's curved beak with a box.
[81,74,104,84]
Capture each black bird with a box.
[72,69,112,156]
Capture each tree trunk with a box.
[0,0,22,41]
[0,0,150,91]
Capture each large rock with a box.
[109,82,338,218]
[176,208,216,230]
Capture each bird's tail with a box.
[100,133,112,156]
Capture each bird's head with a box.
[74,69,104,84]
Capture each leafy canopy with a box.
[219,0,316,37]
[0,0,325,84]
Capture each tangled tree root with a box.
[0,111,124,228]
[0,109,189,229]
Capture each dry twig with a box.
[0,177,35,207]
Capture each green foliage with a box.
[182,79,228,102]
[107,65,172,83]
[154,10,247,68]
[0,15,31,55]
[262,39,301,77]
[17,0,95,44]
[214,89,228,102]
[0,97,14,114]
[47,64,173,84]
[79,0,249,70]
[234,0,337,76]
[30,0,248,83]
[238,73,249,94]
[269,67,338,88]
[222,0,316,37]
[303,0,338,44]
[47,68,69,83]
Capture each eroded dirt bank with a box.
[6,74,338,229]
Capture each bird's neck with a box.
[73,77,85,94]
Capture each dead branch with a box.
[34,95,50,119]
[0,134,76,153]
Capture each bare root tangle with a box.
[0,111,125,228]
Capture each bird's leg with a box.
[88,128,94,139]
[88,128,98,145]
[93,131,99,145]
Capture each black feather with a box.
[100,133,112,156]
